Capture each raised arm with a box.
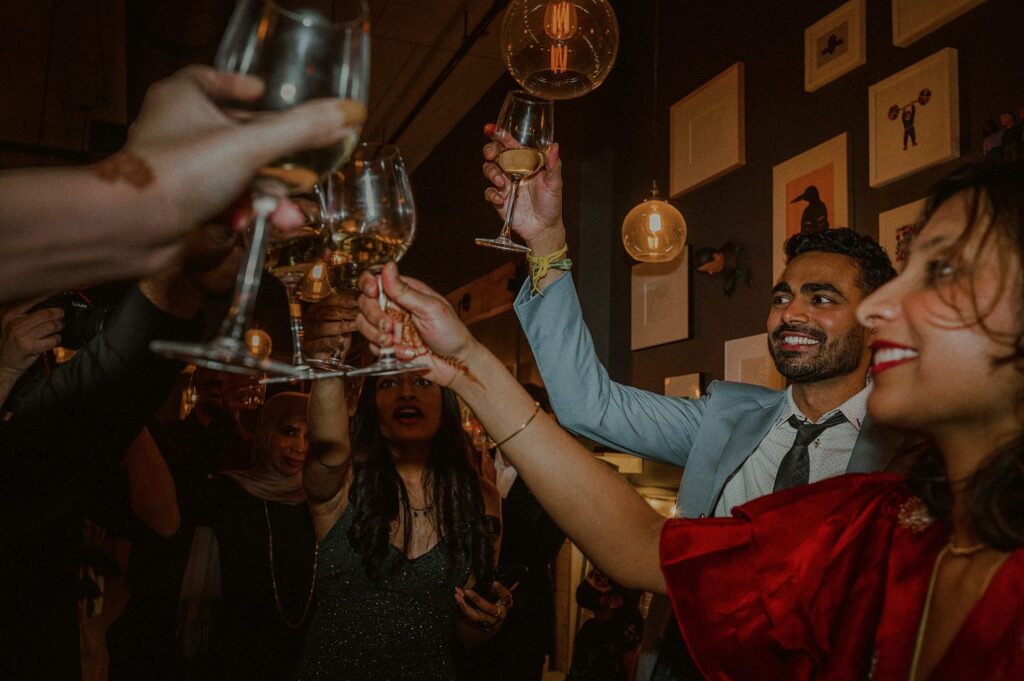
[0,65,364,303]
[483,137,705,466]
[356,265,667,594]
[306,376,354,515]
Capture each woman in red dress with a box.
[356,160,1024,680]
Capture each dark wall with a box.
[410,0,1024,392]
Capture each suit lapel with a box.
[847,414,903,473]
[707,394,789,515]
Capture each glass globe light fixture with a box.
[501,0,619,100]
[621,182,687,262]
[244,328,273,359]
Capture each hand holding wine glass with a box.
[475,91,555,253]
[353,264,477,390]
[151,0,370,377]
[482,130,564,250]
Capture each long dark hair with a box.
[346,377,494,582]
[907,160,1024,551]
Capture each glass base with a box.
[345,356,428,378]
[149,337,303,378]
[474,236,531,253]
[306,357,355,372]
[258,362,358,385]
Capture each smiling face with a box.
[857,193,1024,440]
[268,415,309,477]
[767,252,871,383]
[376,373,443,446]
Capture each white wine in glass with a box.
[150,0,370,377]
[475,90,554,253]
[327,143,423,378]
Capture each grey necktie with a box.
[773,412,847,492]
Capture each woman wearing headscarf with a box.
[179,391,318,681]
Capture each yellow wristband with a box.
[526,245,572,296]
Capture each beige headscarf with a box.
[221,391,310,504]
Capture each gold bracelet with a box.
[526,245,572,296]
[494,401,541,449]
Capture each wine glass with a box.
[327,143,422,378]
[150,0,370,377]
[264,221,334,374]
[475,91,554,253]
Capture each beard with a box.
[768,323,866,383]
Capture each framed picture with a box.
[772,133,849,282]
[868,48,959,188]
[804,0,867,92]
[664,373,703,399]
[724,333,785,390]
[669,63,745,197]
[878,197,928,270]
[631,248,690,351]
[892,0,987,47]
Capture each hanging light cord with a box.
[650,0,660,178]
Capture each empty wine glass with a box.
[150,0,370,377]
[475,90,554,253]
[327,143,423,378]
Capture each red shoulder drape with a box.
[659,473,1024,680]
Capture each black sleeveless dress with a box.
[295,505,470,680]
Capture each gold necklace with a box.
[264,501,318,629]
[946,540,986,557]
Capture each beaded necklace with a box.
[264,501,318,629]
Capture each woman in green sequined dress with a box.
[296,371,510,681]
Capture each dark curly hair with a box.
[346,377,495,582]
[905,160,1024,551]
[785,228,897,294]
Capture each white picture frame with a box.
[664,373,702,399]
[892,0,987,47]
[878,197,928,271]
[724,333,785,390]
[669,63,745,197]
[772,133,849,283]
[868,48,959,188]
[805,0,867,92]
[631,249,690,351]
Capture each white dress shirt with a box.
[712,383,871,517]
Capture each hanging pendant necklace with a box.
[264,501,318,629]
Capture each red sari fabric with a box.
[659,473,1024,680]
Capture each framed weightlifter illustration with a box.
[868,48,960,187]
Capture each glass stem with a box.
[217,194,278,342]
[287,290,307,367]
[499,177,522,241]
[376,272,396,362]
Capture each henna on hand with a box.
[384,307,481,386]
[91,151,155,189]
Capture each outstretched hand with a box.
[128,64,366,238]
[481,124,564,248]
[355,264,478,388]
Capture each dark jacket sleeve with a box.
[0,286,202,542]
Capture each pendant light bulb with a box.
[501,0,619,100]
[621,182,687,263]
[543,1,579,40]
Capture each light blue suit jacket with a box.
[514,275,901,518]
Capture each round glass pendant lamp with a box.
[621,182,687,262]
[501,0,619,100]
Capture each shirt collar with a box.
[777,382,872,431]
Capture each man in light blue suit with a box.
[482,139,902,680]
